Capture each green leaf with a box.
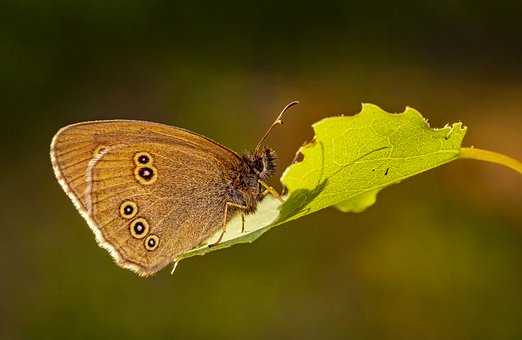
[335,189,378,213]
[280,103,466,219]
[176,104,467,262]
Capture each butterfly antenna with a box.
[255,100,299,153]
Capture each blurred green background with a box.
[2,1,521,339]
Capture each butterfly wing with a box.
[50,120,241,276]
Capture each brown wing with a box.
[50,120,241,276]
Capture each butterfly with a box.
[50,101,298,276]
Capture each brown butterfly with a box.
[50,101,298,276]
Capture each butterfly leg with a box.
[240,213,246,233]
[258,180,284,202]
[170,260,180,275]
[209,202,247,248]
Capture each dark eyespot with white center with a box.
[134,152,153,165]
[134,165,158,185]
[144,235,159,251]
[139,167,153,179]
[129,218,149,239]
[119,201,138,219]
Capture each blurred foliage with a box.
[1,1,521,340]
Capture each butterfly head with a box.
[243,147,277,181]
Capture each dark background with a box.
[2,1,521,339]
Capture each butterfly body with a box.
[50,119,277,276]
[228,148,277,214]
[51,101,297,276]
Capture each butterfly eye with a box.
[144,235,159,251]
[129,218,149,239]
[134,165,158,185]
[134,152,153,165]
[119,201,138,219]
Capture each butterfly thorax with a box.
[226,147,277,214]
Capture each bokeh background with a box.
[2,1,521,339]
